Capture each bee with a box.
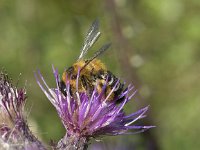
[59,20,125,103]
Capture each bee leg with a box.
[116,96,125,104]
[115,85,126,104]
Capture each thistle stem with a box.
[56,134,89,150]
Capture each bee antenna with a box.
[80,43,111,72]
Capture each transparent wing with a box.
[80,43,111,72]
[90,43,111,61]
[78,20,101,60]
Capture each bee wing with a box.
[91,43,111,61]
[80,43,111,71]
[78,20,101,60]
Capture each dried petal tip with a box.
[0,71,46,150]
[0,71,26,123]
[36,66,154,147]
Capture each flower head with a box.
[0,72,26,140]
[36,66,154,142]
[0,71,46,150]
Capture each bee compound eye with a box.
[59,81,67,96]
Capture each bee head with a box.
[65,66,77,80]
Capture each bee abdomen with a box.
[106,71,124,93]
[105,71,125,103]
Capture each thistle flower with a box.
[0,71,46,150]
[36,67,154,150]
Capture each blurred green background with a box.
[0,0,200,149]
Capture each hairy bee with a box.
[59,20,125,102]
